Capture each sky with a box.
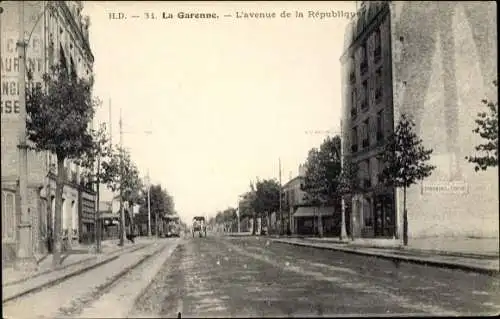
[82,1,357,223]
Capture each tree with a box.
[26,64,99,267]
[77,123,115,252]
[215,207,238,232]
[378,114,436,246]
[466,80,498,172]
[140,184,175,235]
[337,158,360,240]
[238,190,256,233]
[100,145,143,243]
[251,178,280,235]
[302,136,342,237]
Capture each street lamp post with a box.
[145,173,151,237]
[16,1,37,270]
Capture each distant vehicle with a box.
[165,216,181,237]
[192,216,207,238]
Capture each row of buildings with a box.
[1,1,102,263]
[282,1,498,241]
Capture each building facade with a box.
[284,164,340,236]
[1,1,96,261]
[341,1,498,240]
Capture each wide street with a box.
[130,235,500,317]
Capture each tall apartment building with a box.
[340,1,498,240]
[1,1,96,261]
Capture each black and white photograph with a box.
[1,1,498,317]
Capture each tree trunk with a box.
[340,197,347,241]
[119,198,125,246]
[52,156,65,268]
[318,206,323,237]
[403,185,408,246]
[252,212,257,235]
[95,178,101,253]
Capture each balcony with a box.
[375,87,383,103]
[351,144,358,153]
[360,61,368,75]
[374,46,381,63]
[362,138,369,148]
[351,107,357,119]
[349,72,355,84]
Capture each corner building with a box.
[340,1,498,240]
[1,1,96,262]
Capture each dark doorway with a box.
[374,194,395,237]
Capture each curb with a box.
[2,243,152,303]
[293,237,499,260]
[124,240,181,318]
[63,242,171,317]
[3,243,139,287]
[271,239,500,276]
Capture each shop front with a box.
[351,187,396,238]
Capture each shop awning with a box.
[293,206,335,218]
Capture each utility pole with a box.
[118,109,125,246]
[109,98,112,147]
[147,171,151,237]
[95,152,101,253]
[279,158,283,235]
[16,1,36,270]
[340,120,348,241]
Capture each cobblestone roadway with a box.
[130,236,500,318]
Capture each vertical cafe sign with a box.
[1,1,45,119]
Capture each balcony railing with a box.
[351,144,358,153]
[360,61,368,75]
[374,46,381,63]
[362,138,369,148]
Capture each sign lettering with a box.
[1,33,44,117]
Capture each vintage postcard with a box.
[1,1,498,318]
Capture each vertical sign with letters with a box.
[1,1,45,119]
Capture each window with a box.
[366,159,372,188]
[360,44,368,75]
[2,191,16,242]
[364,199,373,227]
[351,89,357,118]
[375,67,383,103]
[377,158,385,184]
[376,110,384,141]
[361,81,368,110]
[374,28,382,63]
[362,118,369,148]
[351,127,358,152]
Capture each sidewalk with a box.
[2,237,156,289]
[303,236,499,258]
[270,236,500,275]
